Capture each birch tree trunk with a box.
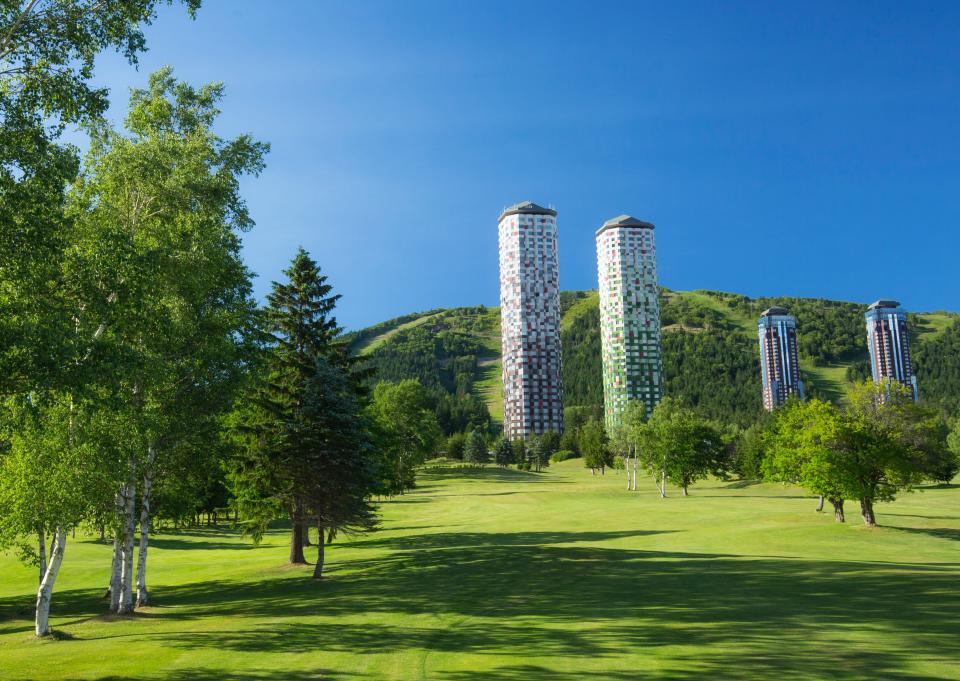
[312,522,325,580]
[118,474,137,615]
[632,457,638,491]
[109,535,121,612]
[658,467,667,498]
[38,532,47,584]
[136,445,155,608]
[35,528,66,637]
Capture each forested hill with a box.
[345,290,960,432]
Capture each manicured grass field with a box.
[1,461,958,680]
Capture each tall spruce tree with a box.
[494,437,514,467]
[232,248,372,565]
[464,429,488,464]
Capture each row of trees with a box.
[0,32,265,634]
[0,1,436,636]
[762,382,956,525]
[603,381,958,527]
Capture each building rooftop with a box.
[760,307,791,317]
[868,300,901,310]
[595,215,655,236]
[499,201,557,221]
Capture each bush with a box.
[549,449,579,463]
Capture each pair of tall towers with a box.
[497,202,663,439]
[757,299,919,412]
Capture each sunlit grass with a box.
[2,461,957,680]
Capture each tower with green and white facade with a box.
[596,215,662,430]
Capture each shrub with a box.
[549,449,579,463]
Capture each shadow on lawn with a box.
[417,466,562,484]
[3,526,959,680]
[889,525,960,543]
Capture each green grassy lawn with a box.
[800,360,852,405]
[2,462,959,680]
[914,312,960,340]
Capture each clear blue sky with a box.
[91,1,960,329]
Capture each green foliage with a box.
[731,420,771,480]
[740,294,868,365]
[231,250,377,545]
[0,394,119,565]
[765,384,946,525]
[464,430,489,465]
[361,307,495,437]
[367,380,442,494]
[72,67,265,526]
[494,437,514,467]
[0,1,200,396]
[558,428,580,456]
[549,449,578,463]
[511,439,526,469]
[661,330,762,427]
[445,432,465,461]
[846,359,873,384]
[914,320,960,414]
[630,398,727,495]
[579,418,612,472]
[561,302,603,406]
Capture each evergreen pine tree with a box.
[232,249,376,568]
[464,429,489,465]
[494,437,514,467]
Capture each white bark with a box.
[136,443,156,608]
[631,456,638,491]
[118,475,137,615]
[37,531,46,584]
[109,535,121,612]
[35,528,66,637]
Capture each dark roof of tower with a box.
[760,307,791,317]
[595,215,655,236]
[499,201,557,220]
[868,299,901,310]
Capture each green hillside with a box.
[349,291,960,431]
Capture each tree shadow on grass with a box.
[417,467,563,484]
[9,671,368,681]
[144,537,259,552]
[155,544,958,679]
[889,525,960,542]
[4,527,959,680]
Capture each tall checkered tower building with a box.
[596,215,662,430]
[498,201,564,439]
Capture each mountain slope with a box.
[348,290,960,430]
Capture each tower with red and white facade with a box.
[498,201,564,439]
